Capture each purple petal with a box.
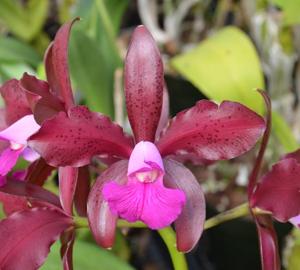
[163,158,206,252]
[254,215,280,270]
[289,215,300,228]
[0,207,73,270]
[59,166,78,215]
[87,160,128,248]
[0,114,40,145]
[128,141,163,175]
[125,26,164,142]
[0,79,31,125]
[157,100,265,161]
[51,19,79,109]
[29,106,133,167]
[103,179,185,229]
[22,147,40,162]
[12,170,27,181]
[251,158,300,222]
[0,147,22,175]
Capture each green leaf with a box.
[0,62,35,83]
[271,0,300,26]
[272,111,299,152]
[171,26,265,114]
[69,28,114,117]
[0,0,48,41]
[69,0,128,118]
[0,37,41,67]
[41,239,135,270]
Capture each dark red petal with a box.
[163,158,206,252]
[0,207,73,270]
[74,166,90,216]
[282,148,300,163]
[28,106,134,167]
[254,215,280,270]
[251,158,300,222]
[0,79,31,125]
[0,179,61,215]
[155,86,170,140]
[87,160,128,248]
[20,73,65,123]
[44,43,61,98]
[125,25,164,142]
[60,229,75,270]
[59,167,78,215]
[157,100,265,160]
[25,158,55,186]
[51,19,79,110]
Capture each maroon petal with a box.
[156,86,170,140]
[0,207,73,270]
[251,158,300,222]
[25,158,55,186]
[157,100,265,160]
[282,148,300,162]
[0,179,61,215]
[29,106,134,167]
[74,166,90,216]
[163,158,206,252]
[0,79,31,125]
[51,19,79,110]
[60,229,75,270]
[125,26,164,142]
[254,215,280,270]
[87,160,128,248]
[59,167,78,215]
[20,73,65,123]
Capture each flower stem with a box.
[204,202,250,230]
[158,227,188,270]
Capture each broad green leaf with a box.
[271,0,300,26]
[69,0,128,117]
[0,37,41,67]
[171,27,265,114]
[272,111,299,152]
[69,28,114,117]
[0,62,35,83]
[41,239,135,270]
[0,0,48,41]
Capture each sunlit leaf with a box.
[271,0,300,26]
[171,26,265,114]
[41,239,135,270]
[0,0,49,41]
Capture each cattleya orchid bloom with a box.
[28,25,266,252]
[251,148,300,227]
[0,115,40,178]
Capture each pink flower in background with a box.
[0,115,40,177]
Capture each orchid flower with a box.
[29,25,265,252]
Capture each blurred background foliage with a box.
[1,0,300,269]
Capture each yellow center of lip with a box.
[135,169,159,183]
